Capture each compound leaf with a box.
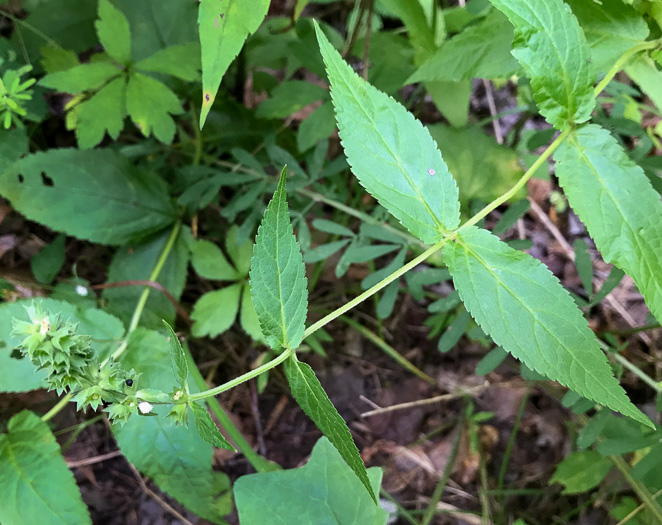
[283,356,377,502]
[126,72,182,144]
[489,0,595,130]
[443,226,651,428]
[555,124,662,324]
[198,0,270,127]
[190,401,236,451]
[75,76,127,149]
[235,437,386,525]
[314,21,460,244]
[135,43,201,82]
[0,148,176,245]
[96,0,132,64]
[250,168,308,351]
[0,411,91,525]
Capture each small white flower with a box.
[75,285,89,296]
[138,401,153,414]
[39,316,51,335]
[173,390,183,401]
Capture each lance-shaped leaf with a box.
[250,168,308,350]
[190,401,236,451]
[198,0,270,127]
[163,320,188,386]
[555,124,662,324]
[96,0,131,65]
[489,0,595,130]
[443,226,652,428]
[284,355,377,502]
[0,411,91,525]
[314,21,460,244]
[0,149,176,245]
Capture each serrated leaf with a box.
[256,80,329,119]
[135,43,201,82]
[314,21,460,243]
[407,10,518,83]
[104,228,189,329]
[191,239,241,281]
[0,149,176,245]
[96,0,131,64]
[40,62,121,92]
[489,0,595,130]
[283,356,377,502]
[114,328,228,523]
[190,401,236,451]
[163,321,188,386]
[191,284,242,338]
[76,76,126,149]
[0,297,124,391]
[566,0,649,73]
[555,124,662,324]
[126,72,182,144]
[198,0,270,127]
[443,226,652,428]
[226,224,254,275]
[550,450,612,494]
[250,168,308,351]
[0,411,91,525]
[235,437,387,525]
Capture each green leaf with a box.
[312,218,354,237]
[40,62,121,92]
[256,80,329,119]
[239,283,264,341]
[198,0,270,127]
[162,321,188,386]
[550,450,612,494]
[297,100,335,152]
[314,21,460,243]
[443,226,652,428]
[0,298,125,392]
[407,10,518,83]
[31,234,66,284]
[114,328,228,523]
[489,0,595,130]
[283,356,377,502]
[104,228,189,329]
[0,127,28,173]
[75,76,127,149]
[235,436,387,525]
[0,411,91,525]
[437,309,471,353]
[379,0,436,63]
[555,124,662,324]
[135,43,202,82]
[191,284,242,338]
[250,168,308,351]
[40,46,80,74]
[126,72,183,144]
[190,401,236,451]
[226,224,254,275]
[96,0,132,64]
[566,0,649,73]
[626,56,662,113]
[0,148,176,245]
[304,239,351,263]
[573,239,593,296]
[191,239,241,281]
[428,125,524,206]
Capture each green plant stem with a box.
[188,348,294,401]
[338,315,437,385]
[497,385,529,491]
[594,40,662,97]
[110,221,182,362]
[186,349,279,472]
[617,488,662,525]
[610,454,662,524]
[41,394,72,422]
[189,104,203,165]
[607,348,662,394]
[302,240,447,340]
[421,411,465,525]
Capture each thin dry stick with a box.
[126,461,195,525]
[616,488,662,525]
[482,79,503,144]
[66,450,123,468]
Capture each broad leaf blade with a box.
[0,149,176,245]
[40,62,121,92]
[96,0,132,64]
[114,329,228,523]
[76,76,126,149]
[190,401,236,451]
[249,168,308,351]
[126,72,182,144]
[314,21,460,243]
[443,226,651,428]
[235,437,387,525]
[163,321,188,386]
[191,284,242,338]
[489,0,595,130]
[135,43,201,81]
[198,0,270,127]
[0,411,91,525]
[283,356,377,502]
[555,124,662,324]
